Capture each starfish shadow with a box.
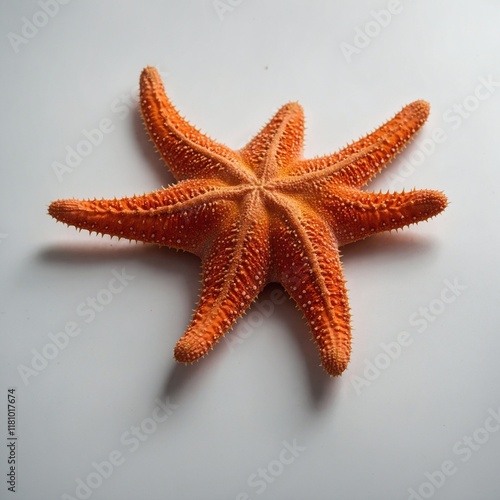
[274,285,343,411]
[158,283,341,410]
[158,346,227,403]
[40,231,435,409]
[40,239,356,409]
[39,241,153,266]
[39,241,198,280]
[342,231,438,263]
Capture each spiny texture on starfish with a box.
[49,66,447,376]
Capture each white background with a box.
[1,1,500,499]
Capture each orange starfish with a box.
[49,67,447,376]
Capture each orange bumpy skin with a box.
[49,67,447,376]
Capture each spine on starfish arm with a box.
[290,100,431,188]
[139,66,247,183]
[270,210,353,376]
[333,100,432,188]
[173,202,272,364]
[326,187,448,246]
[47,183,234,255]
[48,195,170,241]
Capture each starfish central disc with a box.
[48,66,447,376]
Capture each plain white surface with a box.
[1,1,500,499]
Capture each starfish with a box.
[48,66,447,376]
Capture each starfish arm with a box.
[239,102,304,180]
[174,196,271,362]
[318,187,448,246]
[48,179,237,255]
[270,199,351,376]
[286,100,430,188]
[140,67,252,184]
